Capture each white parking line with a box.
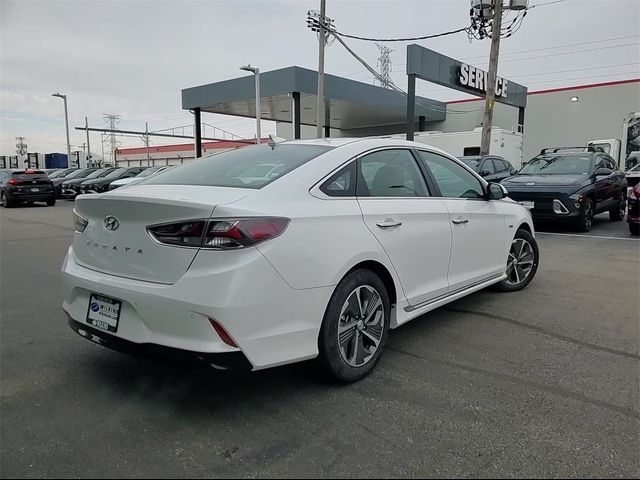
[537,232,639,241]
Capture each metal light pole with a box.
[52,93,72,166]
[240,65,261,144]
[84,116,91,166]
[480,0,503,155]
[316,0,326,139]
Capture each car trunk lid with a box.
[73,185,251,284]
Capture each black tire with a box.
[46,198,56,206]
[1,191,16,208]
[495,229,540,292]
[609,196,626,222]
[575,198,594,232]
[630,223,640,236]
[316,269,390,383]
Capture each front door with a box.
[417,150,507,290]
[356,149,452,306]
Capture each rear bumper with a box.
[61,246,333,370]
[6,191,55,202]
[67,317,253,370]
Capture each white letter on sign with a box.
[460,64,469,86]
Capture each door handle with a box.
[376,220,402,228]
[452,217,469,225]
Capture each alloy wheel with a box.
[505,238,535,286]
[337,285,385,368]
[1,192,6,208]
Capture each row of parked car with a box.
[0,165,171,208]
[458,147,638,236]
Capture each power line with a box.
[342,34,640,80]
[529,0,569,8]
[331,25,471,43]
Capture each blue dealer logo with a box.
[90,303,100,313]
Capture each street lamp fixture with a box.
[52,93,72,166]
[240,65,261,144]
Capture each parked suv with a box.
[458,155,517,183]
[61,167,119,199]
[502,147,628,232]
[0,169,56,207]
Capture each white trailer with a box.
[588,111,640,170]
[402,127,525,168]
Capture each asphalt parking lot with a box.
[1,202,639,478]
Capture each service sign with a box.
[458,64,508,98]
[406,44,528,109]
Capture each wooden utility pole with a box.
[480,0,503,156]
[316,0,326,139]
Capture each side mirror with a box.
[487,182,508,200]
[595,167,613,176]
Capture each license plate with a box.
[31,188,39,192]
[520,201,535,209]
[86,294,121,333]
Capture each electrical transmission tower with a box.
[15,136,28,156]
[375,43,393,89]
[103,113,121,163]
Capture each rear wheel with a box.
[46,198,56,206]
[575,198,594,232]
[1,191,15,208]
[317,269,390,383]
[630,223,640,236]
[495,229,539,292]
[609,196,626,221]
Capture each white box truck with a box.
[401,127,525,168]
[588,111,640,171]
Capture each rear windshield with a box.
[519,155,593,175]
[13,173,49,181]
[145,144,333,189]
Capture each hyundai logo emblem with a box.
[104,216,120,231]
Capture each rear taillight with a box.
[73,209,88,233]
[7,179,19,185]
[147,217,289,249]
[629,185,640,200]
[148,220,205,247]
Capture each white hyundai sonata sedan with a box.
[62,138,538,382]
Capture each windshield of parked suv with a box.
[519,155,593,175]
[100,168,126,180]
[458,156,481,172]
[145,144,333,189]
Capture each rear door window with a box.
[357,149,428,197]
[146,144,333,189]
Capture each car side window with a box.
[481,158,495,175]
[418,151,485,199]
[595,155,607,170]
[493,159,508,172]
[320,161,356,197]
[357,149,428,197]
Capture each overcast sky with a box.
[1,0,638,155]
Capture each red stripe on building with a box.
[116,140,258,155]
[446,78,640,105]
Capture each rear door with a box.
[417,150,507,290]
[356,149,452,306]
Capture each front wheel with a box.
[316,269,390,383]
[46,198,56,206]
[495,229,539,292]
[630,223,640,236]
[575,198,594,232]
[609,196,626,222]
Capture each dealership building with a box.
[179,45,639,166]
